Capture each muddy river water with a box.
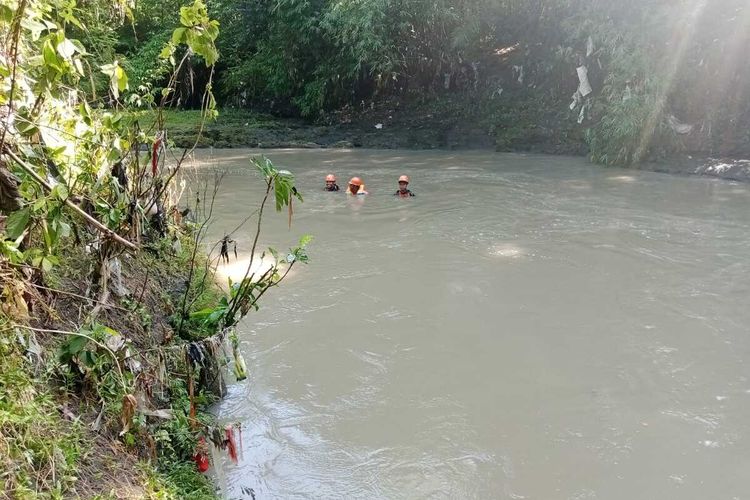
[189,149,750,499]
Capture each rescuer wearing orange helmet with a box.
[394,175,415,197]
[347,177,368,195]
[324,173,340,191]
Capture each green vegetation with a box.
[113,0,750,164]
[0,320,83,497]
[0,0,310,497]
[1,0,747,494]
[142,109,287,148]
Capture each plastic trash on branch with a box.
[667,114,694,135]
[578,104,587,124]
[570,89,582,110]
[577,66,592,97]
[567,65,593,124]
[623,82,633,102]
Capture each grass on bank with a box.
[1,229,223,499]
[143,108,286,148]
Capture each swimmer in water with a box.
[324,174,340,191]
[394,175,415,197]
[347,177,368,195]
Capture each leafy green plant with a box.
[57,323,130,403]
[0,320,84,496]
[184,156,311,336]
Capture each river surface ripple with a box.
[188,149,750,500]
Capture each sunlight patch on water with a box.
[488,243,526,258]
[215,254,288,284]
[608,175,637,183]
[560,179,593,190]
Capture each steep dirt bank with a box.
[1,228,222,499]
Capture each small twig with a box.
[223,176,274,324]
[28,283,129,312]
[135,271,149,307]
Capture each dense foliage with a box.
[117,0,750,164]
[0,0,306,496]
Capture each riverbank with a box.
[163,98,750,183]
[164,92,582,153]
[0,226,222,498]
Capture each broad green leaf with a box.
[33,197,47,211]
[71,39,87,55]
[57,38,77,59]
[57,220,71,238]
[0,4,13,23]
[41,256,54,272]
[59,334,89,361]
[159,43,175,60]
[73,58,84,76]
[53,184,69,201]
[5,208,30,239]
[62,335,89,355]
[42,40,61,71]
[114,65,128,92]
[171,27,186,44]
[80,350,97,368]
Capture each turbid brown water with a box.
[187,149,750,499]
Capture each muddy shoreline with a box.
[169,110,750,183]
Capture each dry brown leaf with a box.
[1,283,29,320]
[119,394,137,436]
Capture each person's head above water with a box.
[348,177,365,194]
[398,175,410,192]
[324,173,339,191]
[395,174,415,197]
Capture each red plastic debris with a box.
[193,437,210,473]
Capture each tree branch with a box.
[3,148,138,251]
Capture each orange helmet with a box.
[398,175,410,183]
[349,177,363,186]
[325,174,336,182]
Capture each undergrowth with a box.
[0,229,223,499]
[0,319,82,498]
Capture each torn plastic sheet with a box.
[140,408,174,419]
[109,258,130,298]
[513,65,524,84]
[577,66,592,97]
[667,114,693,134]
[623,83,633,102]
[578,103,587,124]
[570,89,582,110]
